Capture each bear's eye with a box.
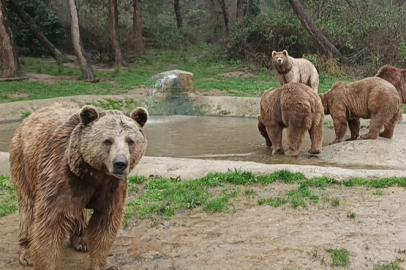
[127,140,134,146]
[104,139,113,146]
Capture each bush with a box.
[228,12,315,67]
[6,0,65,57]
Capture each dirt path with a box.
[2,184,406,270]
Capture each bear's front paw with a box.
[100,263,120,270]
[284,150,299,157]
[329,139,341,145]
[272,147,284,155]
[18,250,33,266]
[70,236,88,252]
[308,149,321,155]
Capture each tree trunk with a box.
[217,0,229,36]
[236,0,243,22]
[0,0,25,79]
[133,0,145,56]
[246,0,252,18]
[67,0,95,80]
[174,0,182,29]
[9,0,64,62]
[288,0,344,61]
[109,0,128,67]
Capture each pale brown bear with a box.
[319,77,402,144]
[258,82,324,157]
[375,65,406,103]
[272,50,319,93]
[9,102,148,270]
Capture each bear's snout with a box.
[113,158,128,175]
[277,58,283,65]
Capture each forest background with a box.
[0,0,406,103]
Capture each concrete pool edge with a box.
[1,153,406,181]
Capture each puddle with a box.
[0,115,344,167]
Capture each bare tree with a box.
[288,0,344,61]
[246,0,252,18]
[236,0,243,22]
[133,0,145,55]
[174,0,182,29]
[217,0,229,36]
[109,0,128,67]
[68,0,95,80]
[9,0,64,62]
[0,0,25,79]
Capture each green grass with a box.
[258,184,319,209]
[373,258,404,270]
[3,170,406,228]
[1,45,353,104]
[331,198,340,207]
[326,248,350,267]
[0,175,17,217]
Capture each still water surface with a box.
[0,115,337,166]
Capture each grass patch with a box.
[123,170,312,225]
[89,98,140,111]
[347,212,356,219]
[258,184,319,209]
[0,175,17,217]
[373,258,404,270]
[1,46,354,104]
[203,197,233,213]
[331,198,340,207]
[326,248,350,267]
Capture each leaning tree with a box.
[0,0,25,79]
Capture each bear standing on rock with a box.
[9,102,148,270]
[319,77,402,144]
[258,83,324,157]
[272,50,319,93]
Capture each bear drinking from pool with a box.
[10,102,148,270]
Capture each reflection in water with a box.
[0,115,354,168]
[144,115,337,166]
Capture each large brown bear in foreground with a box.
[272,50,319,93]
[319,77,402,144]
[375,65,406,103]
[10,102,148,270]
[258,83,324,157]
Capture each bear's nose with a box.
[113,158,128,172]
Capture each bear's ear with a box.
[130,107,149,127]
[80,105,99,125]
[282,50,288,56]
[272,51,276,57]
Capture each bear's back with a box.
[9,103,80,197]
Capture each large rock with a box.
[154,70,196,95]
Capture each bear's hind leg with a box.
[361,116,382,140]
[17,197,34,266]
[379,117,398,138]
[346,119,360,141]
[285,127,307,157]
[308,119,323,155]
[70,209,89,252]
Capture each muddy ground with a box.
[1,85,406,269]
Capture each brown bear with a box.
[375,65,406,103]
[258,82,324,157]
[9,102,148,270]
[319,77,402,144]
[272,50,319,93]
